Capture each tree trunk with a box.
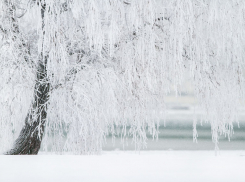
[5,1,49,155]
[6,60,50,155]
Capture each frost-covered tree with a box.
[0,0,244,154]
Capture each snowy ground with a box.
[1,151,245,182]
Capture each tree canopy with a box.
[0,0,244,154]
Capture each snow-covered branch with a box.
[0,0,244,154]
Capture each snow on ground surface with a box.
[1,151,245,182]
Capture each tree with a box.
[0,0,244,155]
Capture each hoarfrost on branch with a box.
[0,0,244,154]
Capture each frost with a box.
[0,0,244,154]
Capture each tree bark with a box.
[4,0,49,155]
[6,60,50,155]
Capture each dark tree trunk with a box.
[6,60,50,155]
[5,1,49,155]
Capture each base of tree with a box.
[5,120,44,155]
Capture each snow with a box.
[0,151,245,182]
